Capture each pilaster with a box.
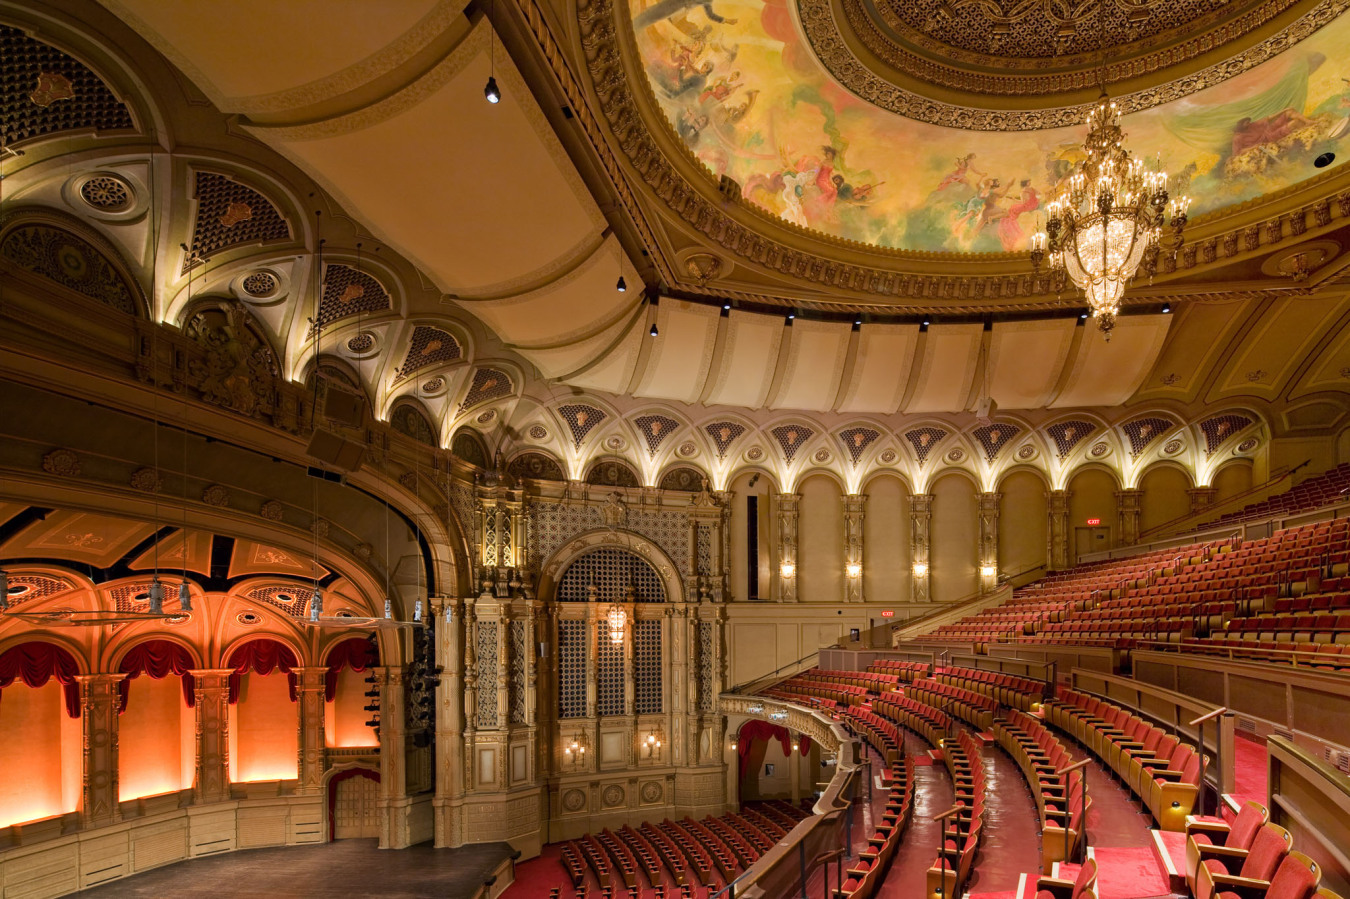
[977,492,1001,592]
[776,493,800,602]
[1047,490,1071,570]
[430,596,465,848]
[189,668,234,805]
[1116,489,1144,546]
[77,673,126,829]
[294,667,327,795]
[375,665,408,849]
[910,493,933,602]
[843,493,866,603]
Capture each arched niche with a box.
[729,468,775,602]
[1139,463,1194,534]
[507,451,566,482]
[861,472,911,606]
[585,458,641,488]
[798,472,843,605]
[658,466,707,492]
[1213,458,1255,506]
[390,400,437,448]
[997,468,1048,576]
[450,427,488,466]
[0,209,147,316]
[304,356,371,431]
[1068,466,1121,561]
[930,470,978,602]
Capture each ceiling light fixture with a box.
[649,322,659,337]
[1032,95,1189,340]
[484,0,500,103]
[616,275,627,292]
[1161,302,1171,314]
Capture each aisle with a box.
[966,741,1043,895]
[873,729,954,898]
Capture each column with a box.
[1047,490,1071,571]
[622,594,635,716]
[375,665,408,849]
[776,493,800,602]
[910,494,933,602]
[294,667,327,795]
[431,596,464,847]
[1116,489,1144,546]
[190,668,234,805]
[843,494,866,603]
[977,492,1001,593]
[77,673,126,828]
[1188,487,1218,516]
[461,601,478,798]
[585,588,599,719]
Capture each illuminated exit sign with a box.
[1086,518,1101,526]
[880,610,894,618]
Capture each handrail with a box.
[729,650,821,694]
[1190,707,1227,727]
[1134,639,1350,673]
[932,803,966,821]
[1056,758,1090,776]
[887,564,1047,643]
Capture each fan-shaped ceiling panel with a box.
[837,324,918,414]
[634,301,721,403]
[988,320,1077,410]
[703,310,785,408]
[769,319,850,412]
[905,324,982,413]
[1052,315,1173,407]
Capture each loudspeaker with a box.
[306,429,365,472]
[322,383,366,428]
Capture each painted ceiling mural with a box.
[629,0,1350,254]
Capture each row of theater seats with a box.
[1200,463,1350,528]
[768,674,873,706]
[806,669,907,691]
[830,756,916,898]
[1184,798,1343,899]
[927,730,987,899]
[557,803,809,894]
[931,665,1047,711]
[992,709,1088,873]
[866,659,932,682]
[1044,689,1203,832]
[906,677,998,730]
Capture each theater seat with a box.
[1035,856,1097,899]
[1195,823,1292,899]
[1214,851,1321,899]
[1185,801,1269,893]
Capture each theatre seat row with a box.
[872,694,954,750]
[906,677,998,730]
[1044,689,1203,831]
[934,665,1047,711]
[927,730,987,899]
[831,756,916,899]
[866,659,931,682]
[992,709,1088,873]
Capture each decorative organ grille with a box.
[475,621,499,728]
[698,621,715,713]
[597,632,624,717]
[556,548,665,603]
[510,620,527,724]
[558,620,586,719]
[635,620,662,715]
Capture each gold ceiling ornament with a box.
[1031,95,1189,339]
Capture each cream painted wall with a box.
[1069,468,1119,561]
[729,471,775,602]
[0,681,77,828]
[232,673,299,783]
[1214,460,1254,505]
[931,473,978,602]
[327,665,378,748]
[119,675,193,800]
[798,475,844,605]
[1140,465,1193,534]
[998,470,1048,577]
[863,474,910,606]
[725,605,870,687]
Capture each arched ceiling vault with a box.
[0,0,1343,501]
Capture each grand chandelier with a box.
[1031,95,1189,339]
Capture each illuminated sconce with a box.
[980,565,997,578]
[845,563,862,579]
[606,602,625,645]
[912,562,928,577]
[729,739,738,751]
[563,737,587,766]
[642,732,663,758]
[791,738,799,752]
[780,562,796,578]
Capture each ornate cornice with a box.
[812,0,1347,128]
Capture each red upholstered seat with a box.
[1216,851,1321,899]
[1196,824,1291,899]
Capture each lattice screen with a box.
[635,620,662,715]
[597,633,624,717]
[556,548,666,603]
[558,620,587,719]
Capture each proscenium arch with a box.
[537,530,685,605]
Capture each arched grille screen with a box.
[556,548,666,603]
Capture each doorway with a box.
[1074,526,1111,563]
[328,768,380,839]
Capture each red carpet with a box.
[1232,733,1268,808]
[912,753,935,766]
[1090,846,1172,899]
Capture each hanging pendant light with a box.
[607,602,625,645]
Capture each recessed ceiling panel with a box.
[565,318,646,394]
[904,324,982,413]
[634,301,721,403]
[769,319,850,412]
[838,324,918,414]
[1,511,159,568]
[1052,315,1171,407]
[704,310,784,408]
[1211,295,1346,401]
[988,319,1076,409]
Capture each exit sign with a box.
[880,610,894,618]
[1086,518,1101,526]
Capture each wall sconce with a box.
[642,732,663,758]
[729,739,738,751]
[780,562,796,578]
[563,737,587,766]
[606,603,625,645]
[845,563,862,579]
[980,565,997,578]
[791,739,799,752]
[912,562,928,577]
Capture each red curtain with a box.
[324,638,377,702]
[226,639,299,703]
[736,720,811,758]
[118,640,196,713]
[0,642,81,718]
